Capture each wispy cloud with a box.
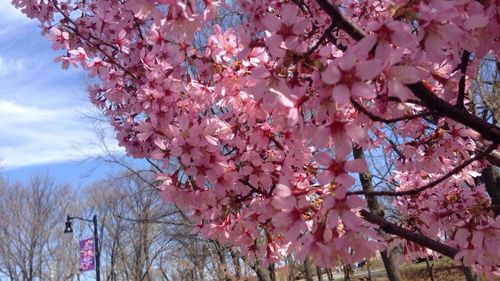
[0,7,123,170]
[0,2,33,24]
[0,55,26,76]
[0,99,122,169]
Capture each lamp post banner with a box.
[79,238,95,272]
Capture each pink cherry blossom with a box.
[11,0,500,273]
[322,51,382,104]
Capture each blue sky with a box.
[0,3,125,185]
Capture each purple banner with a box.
[79,238,95,272]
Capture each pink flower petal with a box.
[336,173,355,188]
[263,14,279,31]
[333,135,352,160]
[346,196,365,209]
[272,196,296,211]
[464,14,489,30]
[352,82,375,99]
[388,65,428,84]
[332,84,350,104]
[315,152,332,166]
[388,79,414,100]
[357,59,383,80]
[322,65,341,84]
[318,171,334,185]
[345,124,367,144]
[274,183,292,197]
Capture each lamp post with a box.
[64,215,101,281]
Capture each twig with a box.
[52,0,141,82]
[384,137,406,161]
[303,23,336,57]
[238,179,267,197]
[146,158,164,173]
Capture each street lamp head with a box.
[64,216,73,234]
[64,221,73,233]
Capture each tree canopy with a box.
[12,0,500,277]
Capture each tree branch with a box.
[303,23,336,57]
[314,0,366,41]
[52,0,141,82]
[359,210,459,258]
[407,82,500,142]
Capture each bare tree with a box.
[0,175,79,281]
[84,170,173,281]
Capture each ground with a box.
[345,258,500,281]
[295,257,500,281]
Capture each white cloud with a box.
[0,1,32,24]
[0,100,123,169]
[0,7,125,170]
[0,56,25,76]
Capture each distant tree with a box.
[0,175,78,281]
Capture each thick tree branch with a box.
[476,142,500,167]
[407,83,500,142]
[359,210,459,258]
[314,0,366,41]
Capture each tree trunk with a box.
[286,255,296,281]
[379,249,403,281]
[424,257,435,281]
[462,266,477,281]
[316,266,324,281]
[268,263,276,281]
[367,259,372,281]
[254,265,273,281]
[243,256,272,281]
[230,249,242,280]
[343,264,353,281]
[214,243,232,281]
[304,257,314,281]
[353,148,403,281]
[326,268,334,281]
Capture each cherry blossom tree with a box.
[12,0,500,277]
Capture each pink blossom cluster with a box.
[12,0,500,272]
